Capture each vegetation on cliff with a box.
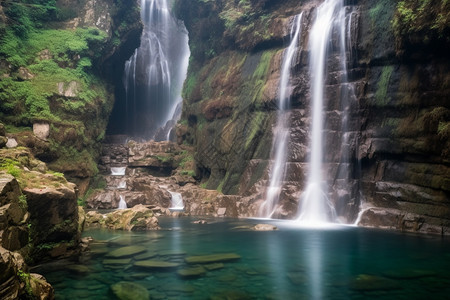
[0,0,141,179]
[392,0,450,55]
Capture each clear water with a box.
[35,217,450,299]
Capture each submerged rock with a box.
[106,245,147,258]
[204,263,224,271]
[102,258,132,266]
[111,281,149,300]
[185,253,241,264]
[177,266,206,278]
[134,260,180,269]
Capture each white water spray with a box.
[259,13,303,218]
[297,0,348,224]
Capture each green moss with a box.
[392,0,450,51]
[245,112,266,150]
[375,66,394,105]
[18,194,28,209]
[0,158,22,178]
[17,269,33,297]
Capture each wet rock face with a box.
[175,0,449,229]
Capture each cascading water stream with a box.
[169,191,184,211]
[259,13,303,218]
[118,195,127,209]
[297,0,351,224]
[123,0,190,140]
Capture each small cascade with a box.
[259,13,304,218]
[118,195,127,209]
[123,0,190,140]
[169,191,184,211]
[297,0,352,224]
[117,180,127,189]
[111,167,126,176]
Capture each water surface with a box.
[35,217,450,299]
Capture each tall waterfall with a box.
[297,0,352,224]
[123,0,190,140]
[259,14,303,218]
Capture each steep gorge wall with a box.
[175,0,450,231]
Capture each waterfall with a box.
[123,0,190,140]
[259,13,303,218]
[118,195,127,209]
[169,191,184,211]
[111,167,126,176]
[297,0,351,224]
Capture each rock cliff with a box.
[174,0,450,233]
